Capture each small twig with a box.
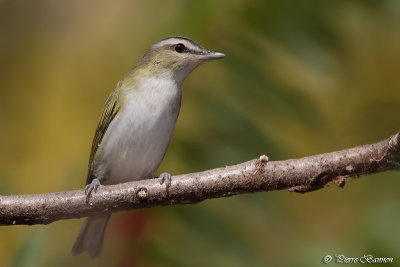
[1,131,399,226]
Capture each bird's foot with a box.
[84,177,103,203]
[159,172,172,194]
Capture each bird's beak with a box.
[197,50,226,61]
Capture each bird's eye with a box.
[175,43,185,53]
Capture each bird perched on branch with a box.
[71,36,225,258]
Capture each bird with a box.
[71,36,225,258]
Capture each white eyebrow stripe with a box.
[151,37,204,53]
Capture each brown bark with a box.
[1,131,399,226]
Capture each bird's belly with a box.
[96,90,180,184]
[105,124,171,184]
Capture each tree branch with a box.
[1,131,399,226]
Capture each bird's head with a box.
[136,36,225,82]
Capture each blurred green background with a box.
[1,0,400,266]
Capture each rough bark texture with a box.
[1,131,399,226]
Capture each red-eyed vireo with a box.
[71,36,225,258]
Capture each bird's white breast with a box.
[96,75,181,184]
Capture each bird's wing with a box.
[86,84,122,185]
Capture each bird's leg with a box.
[85,176,106,203]
[159,172,172,194]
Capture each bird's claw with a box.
[85,178,101,203]
[159,172,171,194]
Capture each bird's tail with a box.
[71,214,111,259]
